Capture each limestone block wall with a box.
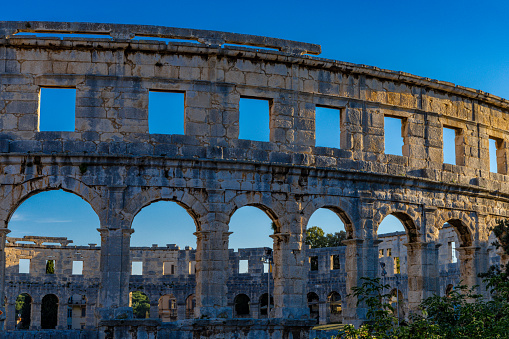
[0,21,507,328]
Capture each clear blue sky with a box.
[4,0,508,246]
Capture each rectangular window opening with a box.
[379,249,384,258]
[239,97,270,142]
[387,248,392,257]
[384,116,404,156]
[72,261,83,275]
[331,255,340,270]
[393,257,400,274]
[39,87,76,132]
[316,106,340,148]
[46,259,55,274]
[188,261,196,275]
[489,137,504,173]
[163,262,176,275]
[239,259,249,274]
[443,127,457,165]
[451,241,457,263]
[148,91,185,135]
[19,258,30,274]
[131,261,143,275]
[310,256,318,271]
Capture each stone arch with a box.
[307,292,319,320]
[14,292,32,330]
[0,176,105,228]
[233,294,250,317]
[436,210,475,247]
[123,187,207,231]
[129,291,150,319]
[258,293,274,317]
[41,293,59,329]
[158,294,177,322]
[374,203,421,243]
[300,196,357,238]
[225,192,284,233]
[185,294,195,319]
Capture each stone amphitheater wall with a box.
[0,21,507,337]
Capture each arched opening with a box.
[131,200,198,248]
[185,294,195,319]
[67,294,87,329]
[129,291,150,319]
[131,201,198,277]
[229,206,275,318]
[306,208,349,248]
[41,294,58,329]
[446,219,473,248]
[15,293,31,330]
[377,214,408,277]
[327,292,342,323]
[158,294,177,322]
[259,293,274,318]
[234,294,250,317]
[9,190,101,245]
[438,223,460,274]
[377,213,411,317]
[307,292,319,320]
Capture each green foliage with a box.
[15,294,31,329]
[492,219,509,255]
[336,274,509,339]
[305,226,346,248]
[335,218,509,338]
[45,260,55,274]
[131,291,150,319]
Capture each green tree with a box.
[15,294,31,329]
[131,291,150,319]
[305,226,346,248]
[45,260,55,274]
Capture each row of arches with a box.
[14,293,84,330]
[2,182,494,324]
[4,179,486,246]
[9,190,475,250]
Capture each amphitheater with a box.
[0,21,508,338]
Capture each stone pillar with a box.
[456,246,489,294]
[194,221,231,318]
[0,228,10,330]
[5,302,16,330]
[271,231,309,319]
[250,301,259,319]
[149,301,159,319]
[343,239,367,326]
[318,301,326,324]
[405,242,440,310]
[97,227,133,310]
[29,301,41,330]
[177,302,186,320]
[85,303,95,328]
[57,301,67,329]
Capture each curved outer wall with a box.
[0,21,508,333]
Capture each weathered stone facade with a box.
[0,20,508,337]
[4,226,497,332]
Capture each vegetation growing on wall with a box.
[337,219,509,338]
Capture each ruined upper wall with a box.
[1,21,509,196]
